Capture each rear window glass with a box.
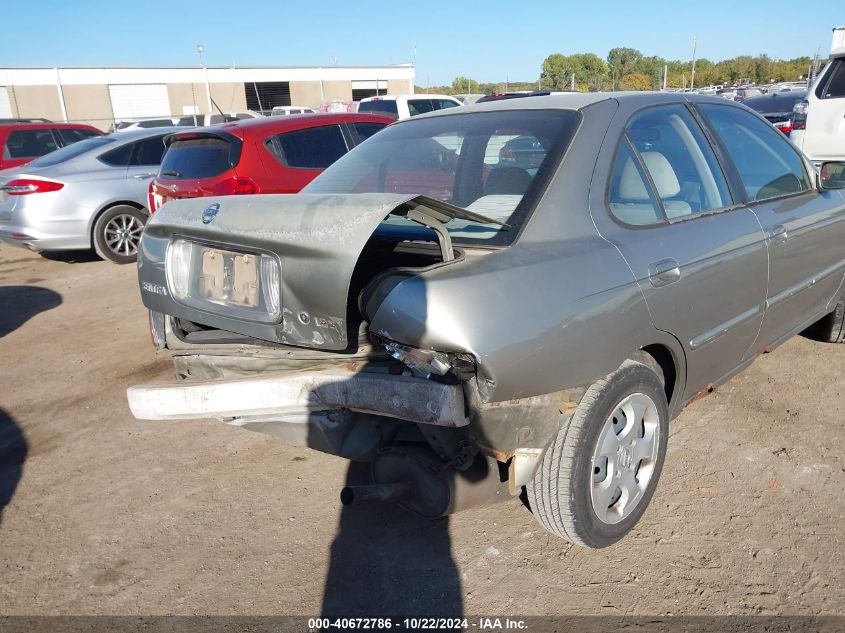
[3,129,58,159]
[56,128,101,145]
[160,137,237,179]
[743,93,806,113]
[304,109,580,246]
[265,125,349,169]
[353,122,387,142]
[817,59,845,99]
[358,100,399,117]
[31,135,115,167]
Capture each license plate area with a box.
[166,239,281,323]
[199,247,260,307]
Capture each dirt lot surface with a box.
[0,243,843,617]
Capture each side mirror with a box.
[819,161,845,190]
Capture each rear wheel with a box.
[93,205,146,264]
[813,300,845,344]
[527,360,669,548]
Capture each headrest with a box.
[485,167,532,196]
[619,151,680,200]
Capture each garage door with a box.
[109,84,170,119]
[0,88,12,118]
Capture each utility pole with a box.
[690,36,698,91]
[197,44,212,113]
[571,72,575,91]
[663,64,668,90]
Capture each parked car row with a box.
[0,112,392,262]
[0,94,472,264]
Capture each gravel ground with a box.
[0,243,843,617]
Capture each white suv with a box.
[357,94,462,120]
[790,48,845,165]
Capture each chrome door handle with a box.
[767,224,788,245]
[133,173,156,180]
[648,258,681,287]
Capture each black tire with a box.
[92,205,147,264]
[813,300,845,344]
[527,360,669,548]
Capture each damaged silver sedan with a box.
[128,93,845,547]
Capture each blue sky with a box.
[1,0,838,84]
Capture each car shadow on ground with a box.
[321,460,463,620]
[38,250,101,264]
[0,409,27,525]
[0,286,62,337]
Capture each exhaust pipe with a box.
[338,448,510,517]
[340,482,413,506]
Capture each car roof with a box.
[0,121,101,131]
[418,91,747,119]
[172,112,393,138]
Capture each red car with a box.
[148,112,393,212]
[0,119,103,170]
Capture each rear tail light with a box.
[1,179,64,195]
[148,180,158,213]
[212,176,259,196]
[791,100,809,131]
[773,120,793,135]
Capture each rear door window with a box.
[619,104,732,220]
[699,104,811,201]
[3,129,58,159]
[56,128,101,145]
[159,137,237,179]
[608,140,663,225]
[265,125,349,169]
[132,136,168,166]
[407,99,435,117]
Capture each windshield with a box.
[28,136,115,167]
[304,109,580,246]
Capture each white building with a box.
[0,64,416,130]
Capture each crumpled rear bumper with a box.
[127,368,469,428]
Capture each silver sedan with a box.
[0,128,173,263]
[129,93,845,546]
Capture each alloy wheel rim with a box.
[590,392,660,525]
[104,214,143,257]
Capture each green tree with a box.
[541,54,570,90]
[607,47,643,88]
[619,73,652,91]
[571,53,609,90]
[451,76,477,94]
